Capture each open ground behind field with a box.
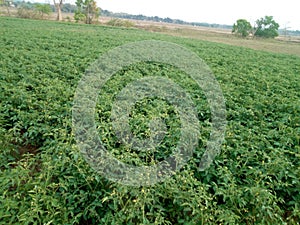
[1,8,300,57]
[114,17,300,57]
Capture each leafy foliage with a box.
[34,4,52,19]
[17,3,52,19]
[232,16,280,39]
[0,17,299,224]
[255,16,280,38]
[232,19,252,37]
[106,18,135,28]
[75,0,99,24]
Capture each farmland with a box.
[0,17,300,224]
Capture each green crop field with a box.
[0,17,299,224]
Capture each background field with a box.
[102,17,300,57]
[0,17,299,224]
[1,6,300,56]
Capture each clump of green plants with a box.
[17,3,52,19]
[144,25,169,32]
[106,18,135,28]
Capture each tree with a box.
[53,0,63,21]
[75,0,99,24]
[62,3,77,13]
[35,4,52,19]
[232,19,252,37]
[1,0,13,16]
[17,2,34,19]
[254,16,279,38]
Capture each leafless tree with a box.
[53,0,63,21]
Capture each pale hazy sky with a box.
[99,0,300,30]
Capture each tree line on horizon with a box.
[101,9,233,29]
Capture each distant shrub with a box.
[74,10,85,23]
[106,18,135,28]
[17,5,35,19]
[34,4,51,19]
[65,16,71,22]
[17,3,51,19]
[145,25,168,32]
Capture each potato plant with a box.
[0,17,299,224]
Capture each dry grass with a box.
[164,28,300,57]
[134,21,300,57]
[102,16,300,57]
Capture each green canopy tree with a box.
[254,16,279,38]
[75,0,99,24]
[35,4,52,19]
[232,19,252,37]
